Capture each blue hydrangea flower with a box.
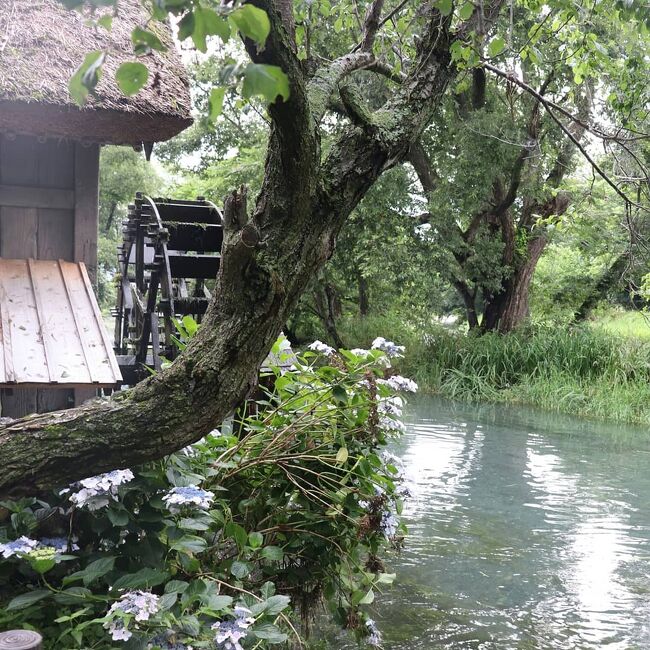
[212,606,255,650]
[38,537,79,553]
[0,536,38,558]
[105,591,160,642]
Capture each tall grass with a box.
[339,315,650,425]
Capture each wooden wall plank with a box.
[38,209,74,261]
[0,206,38,258]
[0,184,74,209]
[74,143,100,284]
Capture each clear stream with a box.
[328,396,650,649]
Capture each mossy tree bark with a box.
[0,0,506,497]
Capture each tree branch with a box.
[483,62,646,211]
[360,0,385,52]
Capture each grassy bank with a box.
[338,315,650,426]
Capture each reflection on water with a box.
[328,396,650,649]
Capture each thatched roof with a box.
[0,0,192,145]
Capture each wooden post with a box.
[0,630,43,649]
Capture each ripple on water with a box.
[329,397,650,649]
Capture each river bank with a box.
[337,315,650,427]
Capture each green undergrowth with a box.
[338,314,650,426]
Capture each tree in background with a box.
[2,0,648,494]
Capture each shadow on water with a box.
[320,396,650,649]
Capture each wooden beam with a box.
[73,143,100,284]
[0,184,75,210]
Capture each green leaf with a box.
[488,37,506,57]
[112,568,170,591]
[230,5,270,46]
[170,535,208,554]
[53,587,92,605]
[248,531,264,548]
[230,560,251,579]
[359,588,375,604]
[159,592,178,610]
[63,556,115,587]
[106,506,129,526]
[190,7,231,51]
[331,385,348,404]
[205,594,233,610]
[178,11,195,42]
[436,0,453,16]
[261,545,284,562]
[7,589,50,611]
[69,50,105,105]
[261,581,275,599]
[164,580,189,594]
[251,623,288,643]
[209,87,226,121]
[242,64,290,103]
[459,2,474,20]
[263,594,291,615]
[116,62,149,97]
[335,446,349,463]
[98,15,113,31]
[225,521,248,550]
[377,572,397,584]
[131,27,165,54]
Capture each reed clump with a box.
[340,316,650,425]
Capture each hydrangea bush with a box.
[0,335,415,648]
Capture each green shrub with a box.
[0,337,416,648]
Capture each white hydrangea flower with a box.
[308,340,336,356]
[350,348,371,358]
[66,469,135,510]
[378,375,418,393]
[162,486,214,514]
[371,337,405,358]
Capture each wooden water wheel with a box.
[113,193,223,383]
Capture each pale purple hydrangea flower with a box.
[371,337,405,358]
[380,511,399,539]
[308,340,336,356]
[105,591,160,642]
[162,486,214,514]
[212,605,255,650]
[63,469,135,510]
[0,535,38,558]
[366,618,383,646]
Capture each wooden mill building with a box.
[0,0,192,417]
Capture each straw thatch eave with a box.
[0,0,192,145]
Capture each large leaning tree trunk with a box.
[0,0,505,497]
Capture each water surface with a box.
[331,397,650,649]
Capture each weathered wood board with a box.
[0,259,121,387]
